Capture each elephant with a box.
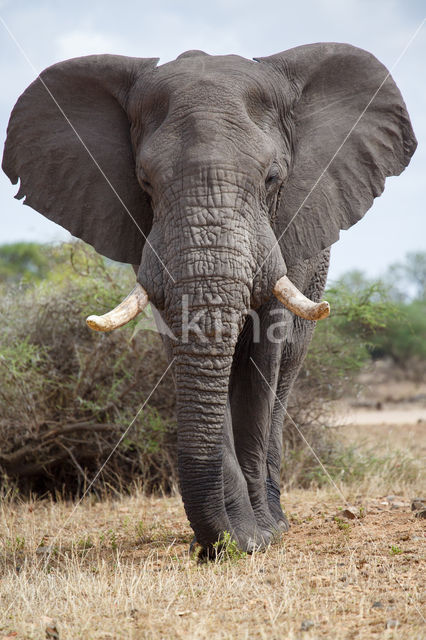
[2,43,416,555]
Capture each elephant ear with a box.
[2,54,158,264]
[255,43,417,266]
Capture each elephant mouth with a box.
[85,275,330,333]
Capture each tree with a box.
[0,242,54,283]
[385,251,426,302]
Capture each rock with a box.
[41,617,59,639]
[45,626,59,640]
[390,501,409,509]
[386,619,399,629]
[300,620,314,631]
[341,508,357,520]
[372,601,383,609]
[415,509,426,519]
[411,498,426,511]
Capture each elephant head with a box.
[2,44,416,551]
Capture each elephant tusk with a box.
[273,275,330,321]
[86,283,149,332]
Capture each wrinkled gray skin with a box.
[2,44,416,554]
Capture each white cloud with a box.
[55,29,126,59]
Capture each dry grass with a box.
[1,493,424,638]
[1,418,425,640]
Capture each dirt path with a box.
[330,400,426,461]
[339,406,426,426]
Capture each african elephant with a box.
[2,44,416,554]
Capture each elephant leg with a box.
[191,400,270,555]
[229,302,287,538]
[222,399,272,548]
[266,330,312,529]
[266,250,330,527]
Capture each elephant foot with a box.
[275,515,290,532]
[232,522,273,553]
[268,505,290,534]
[266,478,290,533]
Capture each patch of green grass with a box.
[108,529,118,551]
[4,536,25,552]
[77,536,94,551]
[213,531,248,563]
[135,520,147,542]
[390,545,403,555]
[334,517,351,533]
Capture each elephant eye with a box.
[265,164,281,187]
[140,178,152,193]
[138,168,153,195]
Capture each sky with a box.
[0,0,424,282]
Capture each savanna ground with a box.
[1,373,425,640]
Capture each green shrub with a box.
[0,242,176,495]
[0,242,57,283]
[369,300,426,366]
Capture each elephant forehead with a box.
[157,53,259,87]
[129,55,288,181]
[133,54,277,116]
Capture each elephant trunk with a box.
[174,341,235,547]
[166,265,250,548]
